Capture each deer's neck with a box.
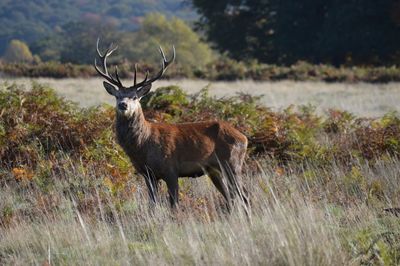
[116,106,151,150]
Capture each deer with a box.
[94,39,248,209]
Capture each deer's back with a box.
[151,120,247,163]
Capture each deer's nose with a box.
[118,102,127,111]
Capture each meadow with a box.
[3,77,400,116]
[1,79,400,265]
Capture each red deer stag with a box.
[94,39,248,208]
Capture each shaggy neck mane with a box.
[116,106,151,149]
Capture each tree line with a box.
[2,13,214,70]
[1,0,399,67]
[192,0,400,65]
[0,0,196,56]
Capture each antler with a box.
[131,45,175,89]
[94,38,124,88]
[95,39,175,90]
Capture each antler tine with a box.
[158,45,176,68]
[107,43,118,56]
[159,46,167,62]
[114,66,122,86]
[96,38,103,57]
[134,71,149,88]
[166,45,176,66]
[141,45,175,86]
[128,45,175,90]
[94,38,123,88]
[134,63,138,86]
[171,45,176,64]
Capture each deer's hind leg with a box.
[224,146,249,206]
[206,166,232,210]
[225,165,249,207]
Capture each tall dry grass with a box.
[1,155,400,265]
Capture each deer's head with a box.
[94,39,175,117]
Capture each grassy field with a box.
[1,80,400,265]
[2,77,400,117]
[3,156,400,265]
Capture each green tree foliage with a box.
[59,21,121,64]
[120,13,214,68]
[31,19,123,64]
[192,0,269,62]
[2,40,35,63]
[192,0,400,65]
[32,13,214,68]
[0,0,197,55]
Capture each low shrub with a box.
[2,61,400,82]
[2,83,400,172]
[1,82,400,215]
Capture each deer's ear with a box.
[137,84,152,98]
[103,81,118,96]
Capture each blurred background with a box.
[1,0,400,116]
[0,0,399,77]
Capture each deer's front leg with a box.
[165,175,179,208]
